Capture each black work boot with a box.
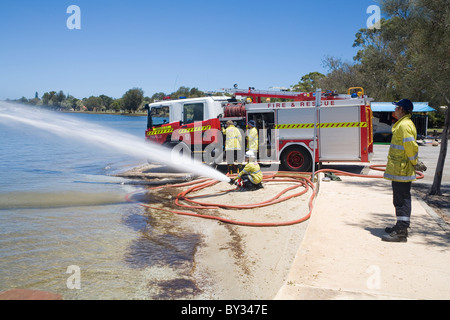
[385,224,409,235]
[382,227,408,242]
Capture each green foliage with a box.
[317,57,362,95]
[110,99,123,112]
[291,72,325,92]
[84,96,103,111]
[315,0,448,125]
[14,0,448,123]
[122,88,144,113]
[164,86,206,100]
[15,86,209,113]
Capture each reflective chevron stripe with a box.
[274,122,367,129]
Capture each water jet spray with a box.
[0,102,229,183]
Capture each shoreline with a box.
[60,110,147,116]
[116,164,311,299]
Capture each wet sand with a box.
[117,164,312,300]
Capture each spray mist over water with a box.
[0,102,229,183]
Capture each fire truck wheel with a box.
[280,146,312,172]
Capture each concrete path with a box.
[275,168,450,300]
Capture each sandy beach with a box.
[117,163,312,299]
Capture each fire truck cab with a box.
[145,88,374,172]
[145,96,227,145]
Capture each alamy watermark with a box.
[66,265,81,289]
[65,5,380,31]
[366,265,381,290]
[367,5,381,30]
[168,128,281,172]
[66,5,81,30]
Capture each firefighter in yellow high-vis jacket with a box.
[247,120,258,156]
[223,120,243,174]
[229,151,263,191]
[382,99,419,242]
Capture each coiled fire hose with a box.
[125,165,424,227]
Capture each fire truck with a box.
[144,87,374,172]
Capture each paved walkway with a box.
[274,169,450,300]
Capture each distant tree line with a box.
[12,86,209,113]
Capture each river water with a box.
[0,102,210,299]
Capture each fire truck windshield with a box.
[149,106,170,127]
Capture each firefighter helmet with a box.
[245,151,255,159]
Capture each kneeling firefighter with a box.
[229,151,263,191]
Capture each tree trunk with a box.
[430,104,450,195]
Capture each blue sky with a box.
[0,0,380,100]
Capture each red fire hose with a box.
[125,165,424,227]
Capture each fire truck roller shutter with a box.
[280,145,312,172]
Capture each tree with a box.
[318,57,361,94]
[55,90,66,106]
[42,91,57,106]
[352,21,400,101]
[99,95,114,110]
[291,72,325,92]
[110,99,123,112]
[151,92,166,102]
[431,107,449,195]
[378,0,449,195]
[189,87,204,98]
[60,95,78,111]
[122,88,144,112]
[84,96,102,111]
[315,0,448,194]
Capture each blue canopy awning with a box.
[371,102,434,113]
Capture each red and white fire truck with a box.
[144,87,374,171]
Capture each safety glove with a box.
[415,160,427,172]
